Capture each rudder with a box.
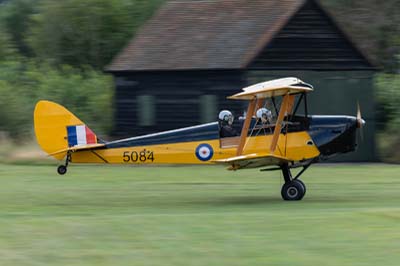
[34,100,98,160]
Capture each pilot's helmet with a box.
[256,108,272,123]
[218,110,234,125]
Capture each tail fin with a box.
[34,100,99,160]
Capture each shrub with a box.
[375,72,400,162]
[0,59,114,141]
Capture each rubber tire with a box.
[57,165,67,175]
[281,181,305,201]
[294,179,306,199]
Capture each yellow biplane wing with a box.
[213,153,289,170]
[228,77,313,100]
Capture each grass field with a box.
[0,163,400,265]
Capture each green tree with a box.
[0,27,17,59]
[27,0,163,69]
[0,0,37,57]
[0,60,33,139]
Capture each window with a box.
[137,95,155,126]
[199,95,217,123]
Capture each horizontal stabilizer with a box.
[213,153,289,170]
[48,143,105,156]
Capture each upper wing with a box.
[228,77,313,100]
[213,153,289,170]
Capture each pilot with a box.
[256,107,273,124]
[219,110,238,138]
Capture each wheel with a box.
[281,181,304,201]
[281,181,305,201]
[294,179,306,199]
[57,165,67,175]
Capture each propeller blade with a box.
[356,101,365,141]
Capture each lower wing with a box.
[213,153,289,170]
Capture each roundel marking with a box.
[195,143,214,161]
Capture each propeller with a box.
[356,101,365,141]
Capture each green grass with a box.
[0,163,400,265]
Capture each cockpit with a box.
[219,91,310,148]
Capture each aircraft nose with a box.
[308,115,359,158]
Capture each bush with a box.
[375,71,400,162]
[0,59,114,141]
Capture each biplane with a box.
[34,77,364,200]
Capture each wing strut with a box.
[269,93,295,153]
[255,98,264,110]
[236,97,257,156]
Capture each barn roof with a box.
[106,0,373,72]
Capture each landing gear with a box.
[57,151,71,175]
[280,163,310,201]
[281,180,305,201]
[295,179,306,195]
[57,165,67,175]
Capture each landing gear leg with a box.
[280,163,306,201]
[57,151,71,175]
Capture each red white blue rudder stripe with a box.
[67,125,97,147]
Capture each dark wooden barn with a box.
[106,0,376,161]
